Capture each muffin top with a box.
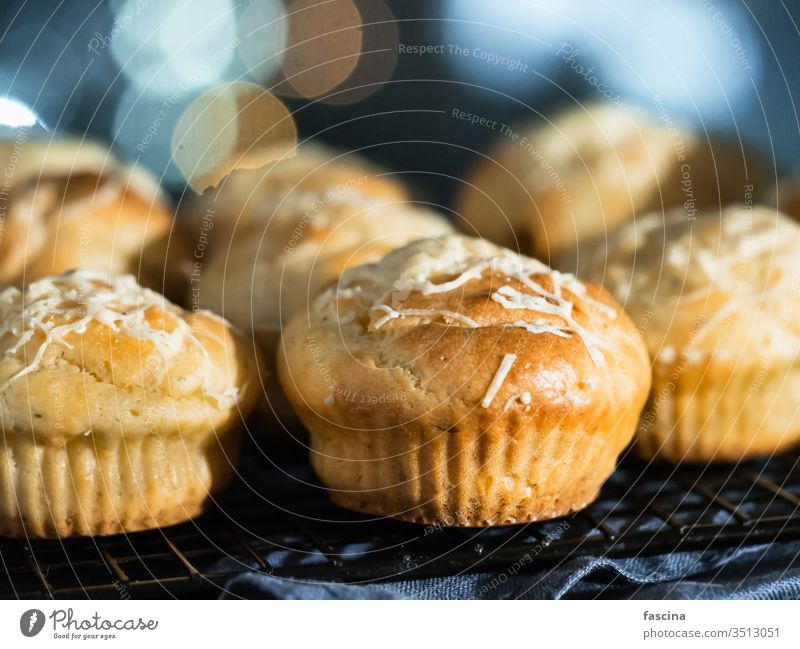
[583,206,800,362]
[187,143,409,246]
[0,270,259,439]
[280,235,650,432]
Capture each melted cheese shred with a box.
[0,269,242,407]
[482,353,517,408]
[320,237,617,366]
[372,304,480,329]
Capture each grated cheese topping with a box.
[372,304,480,330]
[0,269,244,407]
[321,236,617,365]
[482,353,516,408]
[595,206,800,354]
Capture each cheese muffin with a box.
[457,102,767,265]
[278,235,650,525]
[0,137,186,298]
[583,205,800,462]
[0,270,260,537]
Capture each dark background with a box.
[1,0,798,208]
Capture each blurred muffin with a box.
[183,143,410,256]
[0,137,187,298]
[457,101,768,266]
[583,205,800,462]
[197,200,454,350]
[192,145,453,426]
[0,270,261,538]
[278,235,650,526]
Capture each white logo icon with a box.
[20,609,45,637]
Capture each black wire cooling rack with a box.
[2,443,799,599]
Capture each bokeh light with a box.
[321,0,398,105]
[0,24,82,127]
[277,0,363,99]
[442,0,579,94]
[171,81,297,192]
[587,0,761,127]
[236,0,289,85]
[0,96,38,127]
[110,0,237,96]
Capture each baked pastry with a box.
[0,270,260,537]
[184,143,410,256]
[457,101,768,265]
[278,235,651,525]
[583,205,800,462]
[0,137,186,298]
[192,144,453,425]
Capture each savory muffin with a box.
[0,270,260,537]
[457,101,767,265]
[583,205,800,462]
[278,235,651,525]
[0,137,186,298]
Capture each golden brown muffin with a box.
[0,137,187,298]
[191,144,454,427]
[582,205,800,462]
[0,270,261,538]
[278,235,651,526]
[457,102,768,266]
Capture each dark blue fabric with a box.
[220,540,800,600]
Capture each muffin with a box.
[183,143,410,256]
[278,235,651,525]
[192,145,453,425]
[0,270,260,537]
[457,101,768,266]
[583,205,800,462]
[0,137,186,298]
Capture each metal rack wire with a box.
[2,447,799,599]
